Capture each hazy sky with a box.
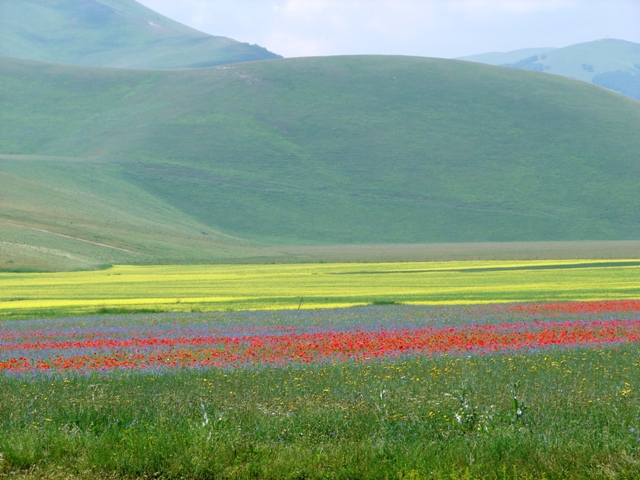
[135,0,640,59]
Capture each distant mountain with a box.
[458,47,556,66]
[2,55,639,270]
[458,39,640,101]
[0,0,281,69]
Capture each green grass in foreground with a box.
[2,346,640,479]
[1,259,639,320]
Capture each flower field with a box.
[2,268,640,479]
[2,259,639,319]
[2,300,640,375]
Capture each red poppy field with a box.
[2,300,640,375]
[3,300,640,479]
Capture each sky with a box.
[135,0,640,59]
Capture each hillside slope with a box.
[1,55,640,269]
[0,0,280,68]
[459,39,640,101]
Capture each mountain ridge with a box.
[458,39,640,101]
[0,0,281,69]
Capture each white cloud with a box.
[366,2,435,41]
[329,14,349,31]
[274,0,328,17]
[267,30,334,58]
[261,0,439,56]
[447,0,577,14]
[136,0,640,59]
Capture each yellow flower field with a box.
[1,259,638,318]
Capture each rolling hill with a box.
[2,54,640,270]
[459,39,640,101]
[0,0,280,68]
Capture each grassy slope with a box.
[0,0,280,68]
[0,155,272,271]
[1,55,640,269]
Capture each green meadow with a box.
[2,309,640,479]
[1,252,639,479]
[1,259,639,319]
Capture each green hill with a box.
[0,0,280,68]
[1,55,640,270]
[459,39,640,101]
